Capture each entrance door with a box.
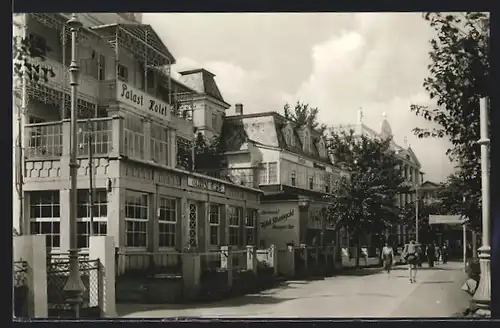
[187,202,198,248]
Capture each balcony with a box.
[28,56,99,103]
[24,117,120,161]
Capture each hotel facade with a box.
[12,13,261,256]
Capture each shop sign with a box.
[117,82,171,120]
[187,176,225,193]
[260,209,295,229]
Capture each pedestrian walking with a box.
[402,240,419,283]
[442,244,449,264]
[427,243,435,268]
[435,243,441,264]
[381,242,394,277]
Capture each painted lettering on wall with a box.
[118,82,171,120]
[187,176,225,193]
[260,209,295,229]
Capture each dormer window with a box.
[317,138,326,157]
[303,129,310,152]
[283,125,295,147]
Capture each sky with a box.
[143,13,456,183]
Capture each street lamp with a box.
[472,97,490,316]
[63,13,85,318]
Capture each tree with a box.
[193,131,225,172]
[438,171,482,232]
[283,101,327,134]
[325,129,409,267]
[410,12,490,228]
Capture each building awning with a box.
[429,215,466,225]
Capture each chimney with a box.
[235,103,243,115]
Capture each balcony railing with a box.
[28,56,99,103]
[24,117,120,160]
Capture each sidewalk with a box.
[118,261,470,318]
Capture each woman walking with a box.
[402,240,419,283]
[381,242,395,276]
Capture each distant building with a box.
[210,107,348,249]
[330,110,423,246]
[419,180,441,204]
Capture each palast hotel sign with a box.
[117,82,171,120]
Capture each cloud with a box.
[146,13,455,182]
[282,13,454,182]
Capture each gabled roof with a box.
[90,22,176,64]
[420,180,440,189]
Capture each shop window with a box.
[209,205,220,246]
[228,206,241,246]
[158,197,176,248]
[29,190,60,248]
[124,190,148,248]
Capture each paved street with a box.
[118,261,470,318]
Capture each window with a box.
[76,189,108,248]
[324,173,330,193]
[150,123,169,165]
[124,114,145,159]
[309,176,314,190]
[291,170,296,186]
[158,197,176,248]
[209,205,220,246]
[125,190,148,247]
[246,209,256,245]
[98,54,106,81]
[284,129,292,146]
[176,137,193,169]
[212,113,218,130]
[268,162,278,184]
[118,64,128,82]
[303,130,310,152]
[228,206,241,246]
[258,163,267,185]
[29,191,60,248]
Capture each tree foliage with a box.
[283,101,327,134]
[399,197,446,244]
[193,132,225,171]
[324,130,410,243]
[437,171,482,232]
[411,12,489,228]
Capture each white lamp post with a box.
[62,13,86,318]
[472,97,490,316]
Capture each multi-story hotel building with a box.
[330,110,423,246]
[12,13,261,257]
[202,106,348,249]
